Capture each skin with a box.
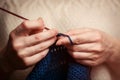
[0,18,58,78]
[1,19,120,80]
[56,28,120,79]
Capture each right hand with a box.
[2,18,58,70]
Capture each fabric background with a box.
[0,0,120,80]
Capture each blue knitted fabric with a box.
[26,45,90,80]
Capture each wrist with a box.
[105,38,120,68]
[108,38,120,62]
[103,38,120,78]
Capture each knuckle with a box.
[92,55,100,61]
[39,46,45,51]
[22,21,29,29]
[94,31,103,41]
[13,42,23,50]
[74,37,81,44]
[17,50,26,58]
[34,34,41,41]
[96,43,104,52]
[90,61,99,66]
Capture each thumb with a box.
[14,18,45,37]
[29,18,45,34]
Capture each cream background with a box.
[0,0,120,80]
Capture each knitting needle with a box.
[0,7,73,45]
[0,7,49,30]
[0,7,28,20]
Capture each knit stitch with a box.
[26,45,90,80]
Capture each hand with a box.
[2,18,58,70]
[56,28,116,66]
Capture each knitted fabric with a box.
[26,45,90,80]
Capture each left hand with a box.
[56,28,116,66]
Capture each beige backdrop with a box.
[0,0,120,80]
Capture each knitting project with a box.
[26,45,90,80]
[0,7,90,80]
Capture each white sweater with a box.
[0,0,120,80]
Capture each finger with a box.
[30,18,45,34]
[67,42,104,52]
[69,51,94,60]
[24,49,49,66]
[76,59,101,66]
[56,31,101,45]
[20,37,56,57]
[21,29,58,47]
[13,18,44,37]
[22,18,44,31]
[76,60,95,66]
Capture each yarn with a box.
[0,8,90,80]
[26,45,90,80]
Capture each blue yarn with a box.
[26,45,90,80]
